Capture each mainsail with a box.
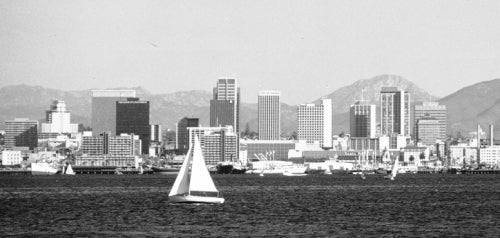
[188,137,219,193]
[168,148,192,197]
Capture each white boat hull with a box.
[283,172,308,176]
[169,195,225,204]
[31,163,58,176]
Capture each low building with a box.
[479,146,500,167]
[240,139,295,161]
[1,151,22,165]
[75,155,137,167]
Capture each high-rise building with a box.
[176,117,199,155]
[41,100,78,134]
[349,102,376,138]
[91,90,136,136]
[210,78,240,132]
[258,91,281,140]
[116,98,150,154]
[187,126,238,165]
[413,102,446,141]
[415,115,440,146]
[297,98,332,148]
[380,87,411,136]
[4,118,38,150]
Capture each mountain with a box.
[439,78,500,138]
[315,75,439,134]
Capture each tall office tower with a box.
[380,87,411,136]
[258,91,281,140]
[349,102,376,138]
[176,117,199,154]
[297,98,332,148]
[4,118,39,150]
[41,100,78,134]
[415,115,440,146]
[116,98,150,154]
[150,124,162,143]
[91,90,136,136]
[210,78,240,132]
[413,102,446,142]
[187,126,237,165]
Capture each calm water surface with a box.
[1,174,500,237]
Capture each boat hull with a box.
[31,163,58,176]
[169,195,225,204]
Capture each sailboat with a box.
[385,157,399,180]
[324,165,332,175]
[169,137,225,204]
[65,164,76,175]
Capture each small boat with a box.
[152,166,180,175]
[385,158,399,180]
[324,166,332,175]
[283,170,308,176]
[65,164,76,175]
[169,137,224,204]
[31,162,58,175]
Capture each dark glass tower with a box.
[176,117,199,154]
[116,98,150,154]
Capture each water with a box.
[1,174,499,237]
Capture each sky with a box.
[1,0,499,104]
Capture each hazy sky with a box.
[1,0,499,104]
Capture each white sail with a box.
[188,137,218,193]
[168,147,192,197]
[65,164,75,175]
[390,158,399,179]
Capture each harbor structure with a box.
[240,139,295,161]
[116,98,150,154]
[4,118,38,150]
[258,90,281,140]
[297,98,332,149]
[210,78,240,133]
[380,87,411,136]
[413,102,446,142]
[91,89,136,136]
[349,102,376,138]
[176,117,199,155]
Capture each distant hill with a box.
[315,74,439,134]
[439,78,500,138]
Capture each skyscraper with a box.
[4,118,38,150]
[176,117,199,154]
[415,115,441,146]
[116,98,150,154]
[413,102,446,142]
[380,87,411,136]
[91,90,136,136]
[297,98,332,148]
[350,102,376,138]
[210,78,239,132]
[41,100,78,134]
[258,90,281,140]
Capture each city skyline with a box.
[1,1,499,105]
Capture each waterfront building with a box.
[479,146,500,167]
[349,137,380,151]
[176,117,199,155]
[297,98,332,149]
[240,139,295,161]
[91,90,136,136]
[380,87,411,136]
[449,145,477,166]
[4,118,38,150]
[75,155,137,167]
[258,91,281,140]
[413,102,446,142]
[116,98,150,154]
[349,102,376,138]
[210,78,240,133]
[379,134,409,151]
[1,150,22,165]
[187,126,237,165]
[81,132,141,156]
[415,115,441,146]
